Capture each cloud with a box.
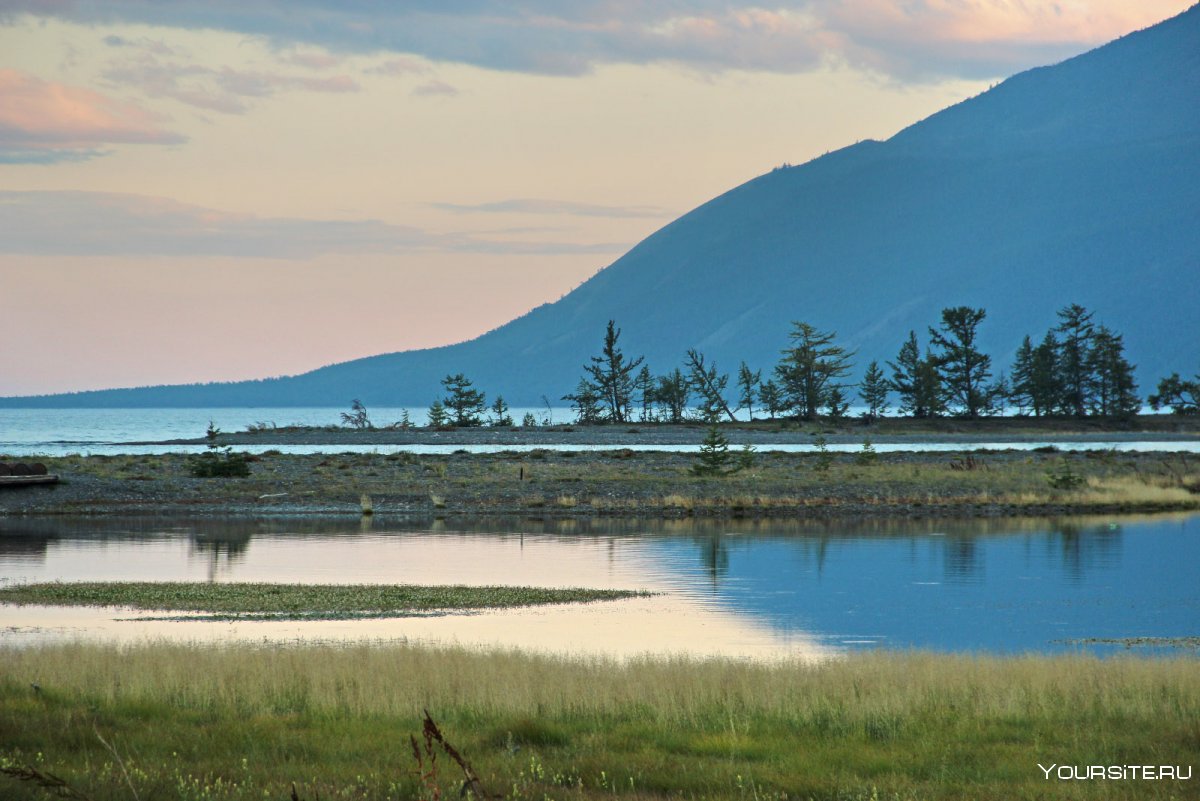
[367,56,430,76]
[101,55,359,114]
[0,69,184,162]
[2,1,1192,81]
[0,191,631,257]
[433,198,673,219]
[411,80,458,97]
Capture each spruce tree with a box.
[1008,336,1036,415]
[426,399,449,428]
[1055,304,1096,417]
[489,395,514,427]
[562,379,602,424]
[691,419,734,476]
[889,331,944,418]
[758,379,783,420]
[1089,326,1139,418]
[634,365,655,422]
[1030,332,1062,416]
[859,360,890,419]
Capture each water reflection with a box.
[1,513,1196,658]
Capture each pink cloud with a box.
[102,56,360,114]
[0,69,183,161]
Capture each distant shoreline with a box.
[145,416,1200,447]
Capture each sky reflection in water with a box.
[1,514,1196,660]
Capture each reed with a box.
[2,642,1197,800]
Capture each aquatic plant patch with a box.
[0,582,647,621]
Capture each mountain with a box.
[6,5,1199,408]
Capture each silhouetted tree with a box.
[737,362,761,421]
[758,378,784,420]
[824,385,850,419]
[858,360,890,420]
[654,368,690,424]
[634,365,655,422]
[929,306,994,417]
[489,395,514,427]
[1030,332,1063,416]
[1008,336,1037,415]
[583,320,644,423]
[686,349,736,422]
[1149,372,1200,415]
[1055,304,1096,417]
[441,373,486,427]
[889,331,944,418]
[1089,325,1138,418]
[563,378,602,424]
[426,399,449,428]
[775,322,854,421]
[340,399,372,429]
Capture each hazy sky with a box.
[1,1,1191,395]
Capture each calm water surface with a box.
[2,407,1197,456]
[2,514,1196,659]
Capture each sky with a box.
[0,1,1193,396]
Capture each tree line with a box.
[419,304,1196,427]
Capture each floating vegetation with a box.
[0,582,646,621]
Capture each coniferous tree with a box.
[775,322,854,421]
[929,306,994,418]
[691,418,734,476]
[426,399,449,428]
[858,360,890,420]
[889,331,944,418]
[737,362,761,421]
[758,379,784,420]
[654,368,690,423]
[489,396,514,427]
[1055,304,1096,417]
[1008,336,1037,415]
[441,374,486,426]
[1089,326,1139,418]
[825,385,850,419]
[634,365,655,423]
[1030,332,1063,416]
[583,320,644,423]
[562,379,602,424]
[686,349,736,422]
[1149,372,1200,415]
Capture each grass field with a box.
[2,642,1197,800]
[20,447,1200,518]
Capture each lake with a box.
[2,514,1196,660]
[2,407,1198,457]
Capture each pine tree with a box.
[929,306,994,418]
[441,373,486,427]
[584,320,644,423]
[825,385,850,419]
[736,362,761,421]
[775,322,855,421]
[1055,304,1096,417]
[858,360,890,420]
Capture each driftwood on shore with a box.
[0,462,58,487]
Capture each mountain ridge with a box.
[5,5,1198,408]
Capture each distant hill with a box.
[6,5,1198,409]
